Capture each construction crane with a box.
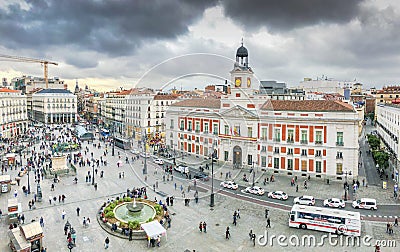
[0,54,58,89]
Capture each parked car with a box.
[244,186,265,196]
[174,165,189,174]
[267,191,288,200]
[323,198,345,208]
[193,172,209,181]
[220,181,238,190]
[293,195,315,206]
[153,159,164,165]
[130,149,140,155]
[140,152,151,158]
[352,198,377,210]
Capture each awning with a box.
[141,221,167,239]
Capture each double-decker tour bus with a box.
[289,205,361,236]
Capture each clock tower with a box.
[230,40,255,96]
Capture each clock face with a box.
[247,77,251,87]
[235,77,242,87]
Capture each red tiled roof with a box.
[261,100,355,112]
[171,98,221,109]
[153,94,180,100]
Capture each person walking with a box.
[233,215,237,226]
[237,209,240,219]
[104,237,110,249]
[76,207,80,216]
[296,184,299,192]
[394,218,398,227]
[265,209,269,219]
[199,222,203,232]
[266,217,271,228]
[39,217,44,227]
[129,228,133,241]
[252,233,256,246]
[62,210,66,220]
[225,227,230,239]
[249,230,253,240]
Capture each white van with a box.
[352,198,377,210]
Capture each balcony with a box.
[188,128,192,132]
[286,138,294,143]
[336,142,344,146]
[213,131,218,135]
[273,138,281,142]
[301,153,307,157]
[315,140,323,145]
[195,130,200,133]
[315,154,322,157]
[287,152,293,156]
[180,127,184,131]
[300,140,308,144]
[203,131,209,134]
[336,155,343,159]
[274,150,280,154]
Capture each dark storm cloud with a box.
[221,0,364,31]
[0,0,217,58]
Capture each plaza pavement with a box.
[0,133,399,252]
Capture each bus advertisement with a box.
[289,205,361,237]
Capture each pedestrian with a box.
[64,225,68,235]
[129,228,133,241]
[296,184,298,192]
[252,233,256,246]
[265,208,269,219]
[362,178,365,187]
[199,222,203,232]
[40,216,44,227]
[249,229,253,240]
[104,236,110,249]
[14,189,18,197]
[266,217,271,228]
[49,196,52,204]
[94,183,98,190]
[62,210,66,220]
[387,222,390,233]
[21,214,25,224]
[237,209,240,219]
[395,218,398,227]
[225,227,230,239]
[203,221,207,233]
[233,215,237,226]
[174,183,177,190]
[76,207,80,216]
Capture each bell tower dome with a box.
[230,39,254,91]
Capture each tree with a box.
[367,134,380,150]
[373,151,389,170]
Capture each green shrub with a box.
[146,217,153,223]
[128,220,140,230]
[153,205,162,215]
[105,211,115,218]
[123,197,132,202]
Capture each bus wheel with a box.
[300,224,307,230]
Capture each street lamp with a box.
[252,161,256,187]
[210,140,217,207]
[344,171,352,201]
[112,123,115,157]
[143,130,147,175]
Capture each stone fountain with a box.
[126,198,144,213]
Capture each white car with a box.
[174,165,189,174]
[153,159,164,165]
[293,195,315,206]
[140,152,151,158]
[130,149,140,155]
[323,198,345,208]
[220,181,238,190]
[267,191,288,200]
[244,186,265,196]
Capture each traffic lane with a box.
[213,183,398,217]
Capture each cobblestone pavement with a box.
[0,133,399,252]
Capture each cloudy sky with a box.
[0,0,399,91]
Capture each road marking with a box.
[379,215,382,218]
[389,216,392,218]
[373,215,377,217]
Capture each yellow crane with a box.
[0,54,58,89]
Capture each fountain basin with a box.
[113,202,156,224]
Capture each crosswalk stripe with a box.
[373,215,377,217]
[389,216,393,218]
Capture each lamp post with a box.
[252,161,256,187]
[111,123,115,157]
[143,130,147,175]
[344,171,352,201]
[210,140,217,207]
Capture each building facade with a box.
[376,104,400,183]
[31,89,77,124]
[0,88,28,138]
[166,44,360,179]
